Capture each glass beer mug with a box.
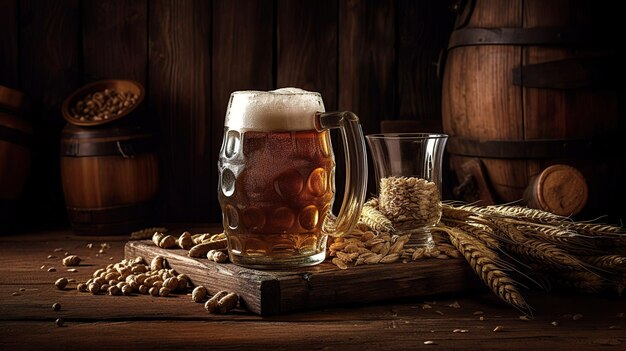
[217,88,368,268]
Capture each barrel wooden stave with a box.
[60,123,159,235]
[442,0,623,217]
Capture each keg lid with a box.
[533,164,588,216]
[62,79,145,127]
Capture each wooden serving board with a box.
[125,240,480,316]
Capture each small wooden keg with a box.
[60,123,159,235]
[523,164,588,217]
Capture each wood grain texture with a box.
[397,0,454,121]
[125,240,479,316]
[339,0,396,198]
[443,0,625,221]
[339,0,395,136]
[443,40,526,202]
[442,0,525,205]
[277,0,337,110]
[0,0,19,88]
[149,0,212,222]
[1,230,625,350]
[18,0,81,230]
[211,0,274,224]
[3,0,622,226]
[82,0,147,84]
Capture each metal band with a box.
[448,27,593,50]
[66,201,154,225]
[446,137,597,159]
[512,57,617,89]
[60,135,155,157]
[0,123,33,149]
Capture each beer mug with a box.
[217,88,368,268]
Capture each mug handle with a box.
[315,111,368,237]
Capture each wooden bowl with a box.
[62,79,145,127]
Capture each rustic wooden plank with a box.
[338,0,395,136]
[1,232,625,349]
[149,0,212,222]
[339,0,395,198]
[396,0,455,121]
[211,0,274,224]
[0,0,19,87]
[82,0,147,84]
[1,315,624,351]
[124,240,479,316]
[18,0,81,230]
[276,0,337,110]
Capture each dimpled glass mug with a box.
[217,88,368,269]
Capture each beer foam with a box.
[225,87,325,131]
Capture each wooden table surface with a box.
[0,227,624,351]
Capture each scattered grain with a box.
[332,258,348,270]
[62,255,81,266]
[448,301,461,308]
[192,286,207,303]
[54,277,68,290]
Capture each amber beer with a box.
[218,88,367,268]
[218,129,335,265]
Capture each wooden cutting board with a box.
[125,240,480,315]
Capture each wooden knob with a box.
[524,164,588,216]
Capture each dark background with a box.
[1,0,455,230]
[2,0,624,232]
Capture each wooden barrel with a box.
[442,0,625,218]
[0,86,35,230]
[60,123,159,235]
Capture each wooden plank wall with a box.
[0,0,455,230]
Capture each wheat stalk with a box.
[516,225,605,255]
[580,255,626,272]
[548,271,607,294]
[442,220,501,250]
[359,201,395,233]
[435,225,531,315]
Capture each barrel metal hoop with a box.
[446,137,598,159]
[0,124,33,148]
[447,27,593,50]
[66,201,154,224]
[512,57,616,89]
[60,135,154,157]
